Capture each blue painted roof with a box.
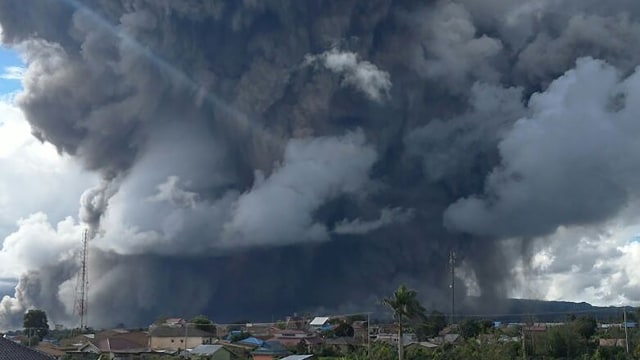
[226,330,250,341]
[238,336,264,346]
[252,340,290,356]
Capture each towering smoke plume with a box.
[2,0,640,328]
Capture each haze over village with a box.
[1,0,640,359]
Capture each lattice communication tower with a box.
[74,229,89,330]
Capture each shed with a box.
[191,344,234,360]
[309,317,330,327]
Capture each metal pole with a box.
[624,307,629,354]
[367,312,371,358]
[184,323,188,358]
[521,327,526,360]
[449,251,455,325]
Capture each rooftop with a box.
[149,325,215,338]
[310,317,330,326]
[0,336,54,360]
[251,340,290,356]
[280,355,316,360]
[190,344,227,355]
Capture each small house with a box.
[309,317,330,329]
[190,344,235,360]
[0,336,55,360]
[149,325,215,351]
[251,341,290,360]
[279,355,317,360]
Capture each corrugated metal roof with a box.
[238,336,264,346]
[190,344,226,355]
[280,355,315,360]
[0,336,55,360]
[251,340,290,356]
[310,317,330,326]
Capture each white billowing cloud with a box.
[306,48,391,102]
[510,218,640,306]
[0,214,82,278]
[0,99,97,240]
[445,58,640,238]
[0,101,30,158]
[0,99,95,329]
[92,122,237,255]
[93,129,377,254]
[334,207,414,235]
[0,66,25,80]
[455,261,482,297]
[0,213,84,329]
[147,175,199,209]
[223,130,377,246]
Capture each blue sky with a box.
[0,45,22,240]
[0,44,98,304]
[0,46,20,297]
[0,46,20,298]
[0,46,23,94]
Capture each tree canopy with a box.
[573,315,597,340]
[383,284,426,360]
[23,309,49,340]
[190,315,216,334]
[383,284,426,323]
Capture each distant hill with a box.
[355,298,636,325]
[453,298,636,323]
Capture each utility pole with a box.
[449,251,456,325]
[367,312,371,358]
[184,323,188,358]
[624,307,629,354]
[521,327,526,360]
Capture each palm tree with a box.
[383,284,426,360]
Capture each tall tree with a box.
[23,309,49,340]
[383,285,426,360]
[416,311,447,340]
[190,315,216,334]
[572,315,597,340]
[458,319,482,339]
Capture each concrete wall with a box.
[150,336,211,350]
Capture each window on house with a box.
[171,339,174,343]
[180,339,184,343]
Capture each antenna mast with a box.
[74,229,89,330]
[449,251,456,325]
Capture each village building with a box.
[190,344,236,359]
[149,325,215,351]
[0,336,54,360]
